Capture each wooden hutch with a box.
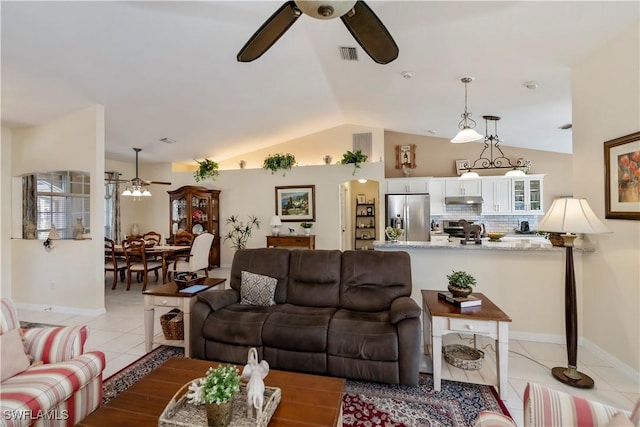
[167,186,220,268]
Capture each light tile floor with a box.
[16,270,640,426]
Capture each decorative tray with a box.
[174,273,206,290]
[443,344,484,371]
[159,381,281,427]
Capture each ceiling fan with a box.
[237,0,398,64]
[105,148,171,194]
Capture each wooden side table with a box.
[266,234,315,249]
[421,290,512,400]
[143,278,225,357]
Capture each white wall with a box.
[573,22,640,372]
[1,127,13,298]
[7,105,106,313]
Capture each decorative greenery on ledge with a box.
[263,153,297,175]
[194,159,219,182]
[340,150,368,176]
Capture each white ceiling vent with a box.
[339,46,358,61]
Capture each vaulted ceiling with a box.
[2,1,638,165]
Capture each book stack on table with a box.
[437,291,482,308]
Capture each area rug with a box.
[102,346,511,426]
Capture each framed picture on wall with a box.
[395,144,416,169]
[455,159,470,176]
[604,131,640,220]
[357,194,366,204]
[275,185,316,222]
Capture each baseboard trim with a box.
[14,302,106,317]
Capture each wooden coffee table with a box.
[79,358,345,426]
[422,290,512,400]
[143,278,226,357]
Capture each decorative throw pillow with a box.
[240,271,277,306]
[605,412,634,427]
[473,411,517,427]
[1,328,32,381]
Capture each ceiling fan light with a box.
[460,171,480,180]
[505,169,526,177]
[142,189,152,196]
[132,189,142,197]
[122,188,132,196]
[451,128,483,143]
[295,1,356,19]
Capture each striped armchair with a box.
[0,299,105,427]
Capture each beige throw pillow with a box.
[1,328,32,381]
[240,271,277,306]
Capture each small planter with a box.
[448,284,472,298]
[205,399,233,427]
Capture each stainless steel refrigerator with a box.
[385,193,431,242]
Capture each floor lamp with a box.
[537,198,609,388]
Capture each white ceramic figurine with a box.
[241,347,269,420]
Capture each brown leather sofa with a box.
[191,248,421,386]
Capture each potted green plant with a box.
[194,158,220,182]
[446,270,477,298]
[384,226,403,242]
[300,222,313,236]
[340,149,368,176]
[199,365,241,427]
[263,153,297,175]
[224,215,260,250]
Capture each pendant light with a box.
[451,77,484,143]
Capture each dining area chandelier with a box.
[457,115,526,179]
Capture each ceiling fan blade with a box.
[147,181,172,185]
[340,1,398,64]
[237,1,301,62]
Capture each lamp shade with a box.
[537,198,609,234]
[460,171,480,179]
[451,127,483,143]
[504,169,526,177]
[270,215,282,226]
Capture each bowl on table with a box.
[486,232,506,242]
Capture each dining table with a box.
[111,244,190,283]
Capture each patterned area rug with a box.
[102,346,511,426]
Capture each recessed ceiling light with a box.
[427,129,437,135]
[523,80,539,90]
[401,71,414,79]
[160,137,176,144]
[559,123,572,130]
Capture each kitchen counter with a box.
[374,236,593,252]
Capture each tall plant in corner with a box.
[263,153,296,176]
[224,215,260,250]
[340,149,368,176]
[194,159,219,182]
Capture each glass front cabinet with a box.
[512,176,544,214]
[168,185,221,268]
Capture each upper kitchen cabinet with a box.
[481,178,512,215]
[386,178,430,194]
[445,178,482,197]
[512,175,544,214]
[429,178,446,215]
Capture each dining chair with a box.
[174,230,194,246]
[142,231,162,247]
[169,232,214,279]
[104,237,127,290]
[122,237,162,291]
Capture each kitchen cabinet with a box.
[168,185,220,268]
[512,176,544,214]
[445,178,481,197]
[354,199,376,250]
[386,178,430,194]
[429,178,447,215]
[481,178,512,214]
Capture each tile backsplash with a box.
[431,205,540,234]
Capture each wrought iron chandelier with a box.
[451,77,484,143]
[459,115,525,179]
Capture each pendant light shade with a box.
[451,77,483,143]
[505,169,526,177]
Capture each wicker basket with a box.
[548,233,565,247]
[443,344,484,370]
[161,309,184,340]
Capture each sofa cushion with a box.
[262,304,336,352]
[340,251,412,312]
[0,328,31,381]
[0,352,105,421]
[23,326,87,363]
[328,309,398,361]
[204,304,276,347]
[240,271,277,306]
[287,250,341,307]
[230,248,290,304]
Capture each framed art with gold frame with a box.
[604,131,640,220]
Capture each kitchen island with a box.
[374,238,592,342]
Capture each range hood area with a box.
[444,196,484,205]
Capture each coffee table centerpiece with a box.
[188,365,241,427]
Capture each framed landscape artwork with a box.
[275,185,316,222]
[604,131,640,220]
